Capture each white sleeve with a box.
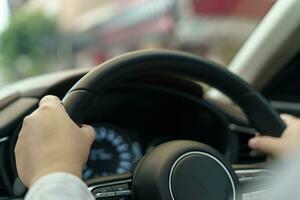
[266,153,300,200]
[25,172,95,200]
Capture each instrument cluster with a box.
[83,124,142,179]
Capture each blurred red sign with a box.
[192,0,275,18]
[192,0,237,15]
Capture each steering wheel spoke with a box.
[87,173,132,200]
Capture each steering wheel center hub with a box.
[132,141,237,200]
[170,152,235,200]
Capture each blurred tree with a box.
[0,11,58,82]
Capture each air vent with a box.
[229,124,266,164]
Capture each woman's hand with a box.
[249,114,300,157]
[15,95,95,187]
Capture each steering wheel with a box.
[62,50,285,200]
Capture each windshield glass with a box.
[0,0,276,86]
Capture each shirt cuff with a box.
[25,172,94,200]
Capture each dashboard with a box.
[0,69,264,196]
[78,83,234,180]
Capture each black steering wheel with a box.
[62,50,285,200]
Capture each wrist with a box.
[29,164,83,187]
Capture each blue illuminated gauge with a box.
[83,124,142,180]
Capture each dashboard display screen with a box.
[83,124,141,179]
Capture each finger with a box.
[81,124,96,144]
[248,136,281,156]
[280,114,296,125]
[39,95,65,110]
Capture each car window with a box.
[0,0,276,87]
[263,53,300,102]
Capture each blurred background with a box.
[0,0,275,86]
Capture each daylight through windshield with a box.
[0,0,275,86]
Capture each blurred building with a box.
[66,0,275,66]
[175,0,275,63]
[58,0,109,32]
[69,0,176,67]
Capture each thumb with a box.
[248,136,281,156]
[81,125,96,145]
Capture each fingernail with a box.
[249,138,258,147]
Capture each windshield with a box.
[0,0,276,86]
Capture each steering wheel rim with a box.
[62,49,285,137]
[61,49,285,200]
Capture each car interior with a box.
[1,0,300,200]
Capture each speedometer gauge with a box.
[83,124,141,179]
